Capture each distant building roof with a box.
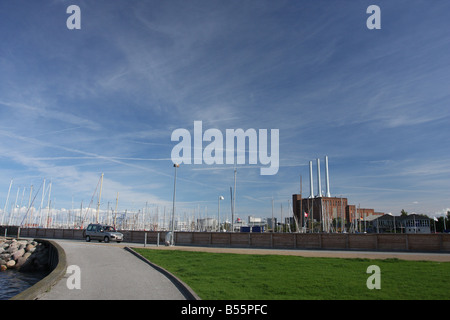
[373,213,430,222]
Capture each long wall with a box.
[15,227,450,253]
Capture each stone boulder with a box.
[25,243,36,252]
[12,248,25,261]
[0,239,50,271]
[15,254,31,269]
[6,260,15,268]
[6,243,17,253]
[0,253,9,261]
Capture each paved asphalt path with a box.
[33,237,450,300]
[38,239,186,300]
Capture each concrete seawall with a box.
[10,239,67,300]
[13,227,450,253]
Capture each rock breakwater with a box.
[0,238,49,272]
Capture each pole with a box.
[8,187,19,226]
[38,179,46,227]
[114,192,119,229]
[271,197,274,232]
[300,175,303,232]
[1,179,13,226]
[364,210,366,233]
[393,214,396,233]
[218,196,224,232]
[171,164,179,245]
[46,181,52,228]
[26,185,33,227]
[144,201,148,231]
[8,187,20,226]
[80,201,83,229]
[96,173,104,223]
[230,187,233,232]
[358,204,361,233]
[340,196,344,233]
[280,203,283,233]
[413,214,417,234]
[232,168,237,232]
[14,186,25,227]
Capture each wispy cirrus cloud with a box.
[0,0,449,219]
[0,100,100,130]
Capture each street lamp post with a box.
[171,163,179,246]
[218,196,224,232]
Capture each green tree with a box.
[400,209,408,217]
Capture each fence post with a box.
[294,234,297,249]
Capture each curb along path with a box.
[37,240,189,300]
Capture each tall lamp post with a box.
[218,196,224,232]
[171,163,179,246]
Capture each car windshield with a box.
[104,226,116,232]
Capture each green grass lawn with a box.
[133,248,450,300]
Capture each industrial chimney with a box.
[309,161,314,198]
[316,158,322,197]
[325,156,331,197]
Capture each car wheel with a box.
[86,236,91,242]
[104,236,110,243]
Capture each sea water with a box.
[0,269,49,300]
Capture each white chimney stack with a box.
[309,161,314,198]
[316,158,322,197]
[325,155,331,197]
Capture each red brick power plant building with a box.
[292,156,383,232]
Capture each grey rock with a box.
[13,248,25,260]
[6,260,15,268]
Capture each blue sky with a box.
[0,0,449,224]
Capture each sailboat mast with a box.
[27,185,33,227]
[46,181,52,228]
[96,173,104,224]
[38,179,46,227]
[1,179,13,226]
[8,187,19,226]
[114,192,119,229]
